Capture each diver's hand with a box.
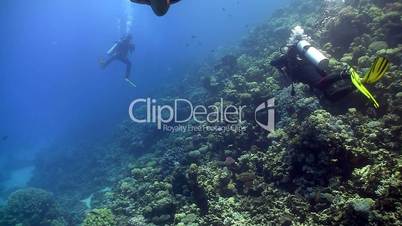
[99,58,106,69]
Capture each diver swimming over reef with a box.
[271,26,390,108]
[100,34,136,87]
[130,0,181,16]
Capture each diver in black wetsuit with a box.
[271,44,353,101]
[270,26,390,108]
[130,0,182,16]
[100,35,135,80]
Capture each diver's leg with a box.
[118,58,132,79]
[316,67,350,90]
[316,71,350,89]
[324,85,354,102]
[126,61,132,79]
[101,56,117,69]
[149,0,170,16]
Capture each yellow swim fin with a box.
[349,67,380,108]
[362,57,390,84]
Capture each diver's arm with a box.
[270,55,287,70]
[107,42,119,56]
[270,55,292,79]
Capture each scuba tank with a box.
[296,40,329,71]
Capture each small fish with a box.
[191,35,197,39]
[222,8,226,11]
[2,136,8,141]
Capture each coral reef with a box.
[0,188,68,226]
[21,0,402,225]
[82,208,116,226]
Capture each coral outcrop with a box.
[0,188,68,226]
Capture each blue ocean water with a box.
[0,0,289,201]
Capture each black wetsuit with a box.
[271,46,353,101]
[130,0,181,16]
[103,39,134,79]
[130,0,181,4]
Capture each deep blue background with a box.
[0,0,289,191]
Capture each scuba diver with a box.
[271,26,390,108]
[130,0,181,16]
[100,34,136,87]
